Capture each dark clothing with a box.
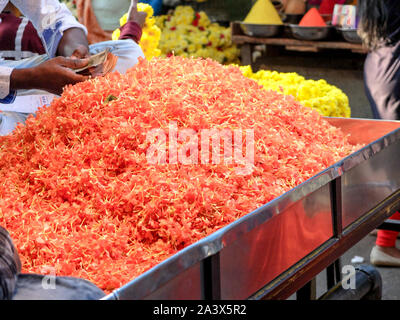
[386,0,400,44]
[0,226,21,300]
[364,41,400,119]
[364,0,400,120]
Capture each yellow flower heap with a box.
[240,66,351,118]
[155,6,240,64]
[112,3,161,60]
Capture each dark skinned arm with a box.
[10,57,89,96]
[56,27,90,59]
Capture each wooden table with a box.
[231,22,368,66]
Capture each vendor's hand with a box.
[33,57,90,95]
[11,57,90,96]
[127,0,147,28]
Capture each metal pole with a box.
[296,278,317,300]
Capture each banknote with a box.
[74,49,118,77]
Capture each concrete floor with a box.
[253,49,400,300]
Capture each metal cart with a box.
[103,117,400,300]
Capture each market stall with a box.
[231,21,367,67]
[1,55,400,300]
[233,0,367,65]
[2,0,400,302]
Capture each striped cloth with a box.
[0,226,21,300]
[0,12,45,61]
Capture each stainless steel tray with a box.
[338,28,362,44]
[240,22,283,38]
[289,24,333,41]
[103,117,400,300]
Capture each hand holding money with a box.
[73,49,118,78]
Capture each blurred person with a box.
[358,0,400,266]
[76,0,154,44]
[76,0,131,44]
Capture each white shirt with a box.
[0,0,87,100]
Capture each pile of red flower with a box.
[0,56,360,292]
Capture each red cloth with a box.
[376,211,400,247]
[0,12,45,60]
[119,21,142,44]
[319,0,347,15]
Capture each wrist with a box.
[119,21,143,43]
[10,68,36,91]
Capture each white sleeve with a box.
[0,66,14,99]
[10,0,88,57]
